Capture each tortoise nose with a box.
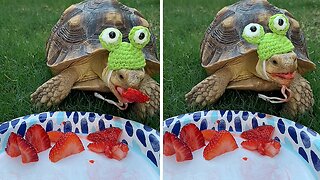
[269,52,297,72]
[119,69,145,89]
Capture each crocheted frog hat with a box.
[242,14,294,80]
[99,26,150,70]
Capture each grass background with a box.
[0,0,160,129]
[164,0,320,131]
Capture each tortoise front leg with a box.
[281,74,314,117]
[185,68,233,107]
[30,67,80,107]
[133,74,160,118]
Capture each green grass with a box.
[164,0,320,131]
[0,0,160,129]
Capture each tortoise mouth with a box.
[267,71,296,86]
[108,82,130,104]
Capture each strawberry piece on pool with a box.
[121,88,149,103]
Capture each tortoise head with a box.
[242,14,297,87]
[99,26,150,103]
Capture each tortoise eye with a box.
[269,14,290,35]
[99,27,122,51]
[129,26,150,49]
[242,23,265,44]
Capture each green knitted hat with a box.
[242,14,294,61]
[99,26,150,70]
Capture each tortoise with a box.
[185,0,316,117]
[30,0,160,119]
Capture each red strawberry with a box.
[87,127,122,142]
[16,136,39,163]
[5,132,21,157]
[25,124,51,153]
[241,140,261,151]
[258,140,281,157]
[87,140,117,153]
[203,131,238,160]
[48,131,64,143]
[241,125,274,142]
[121,88,150,103]
[163,132,175,156]
[171,135,193,162]
[201,129,220,141]
[180,124,205,151]
[49,132,84,163]
[105,143,129,161]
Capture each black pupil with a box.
[250,26,257,32]
[278,19,284,26]
[139,32,145,40]
[109,31,116,39]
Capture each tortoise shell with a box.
[46,0,159,76]
[201,0,316,75]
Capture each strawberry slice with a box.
[171,135,193,162]
[87,127,122,142]
[203,131,238,160]
[48,131,64,143]
[257,140,281,157]
[241,140,261,151]
[121,88,150,103]
[16,136,39,163]
[25,124,51,153]
[5,132,21,157]
[180,124,205,151]
[88,140,117,153]
[163,132,175,156]
[240,125,274,142]
[105,142,129,161]
[201,129,220,142]
[49,132,84,163]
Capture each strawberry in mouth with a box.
[116,86,149,103]
[271,72,295,80]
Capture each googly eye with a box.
[242,23,265,44]
[129,26,150,49]
[100,28,121,44]
[269,14,290,35]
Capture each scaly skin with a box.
[133,74,160,118]
[282,73,314,117]
[185,68,233,107]
[30,67,79,107]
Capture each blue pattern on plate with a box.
[0,111,160,170]
[164,110,320,177]
[200,119,207,131]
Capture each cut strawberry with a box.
[203,131,238,160]
[180,123,205,151]
[201,129,220,142]
[25,124,51,153]
[106,142,129,161]
[87,127,122,142]
[48,131,64,143]
[121,88,150,103]
[49,132,84,163]
[16,136,39,163]
[88,140,117,153]
[241,140,261,151]
[163,132,175,156]
[171,135,193,162]
[259,140,281,157]
[240,125,274,142]
[5,132,21,157]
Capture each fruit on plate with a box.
[180,123,205,151]
[17,135,39,163]
[49,132,84,163]
[171,135,193,162]
[240,125,274,142]
[241,125,281,157]
[25,124,51,152]
[201,129,220,141]
[5,132,21,157]
[88,140,117,153]
[48,131,64,143]
[105,142,129,161]
[203,131,238,160]
[121,88,150,103]
[163,132,175,156]
[87,127,122,142]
